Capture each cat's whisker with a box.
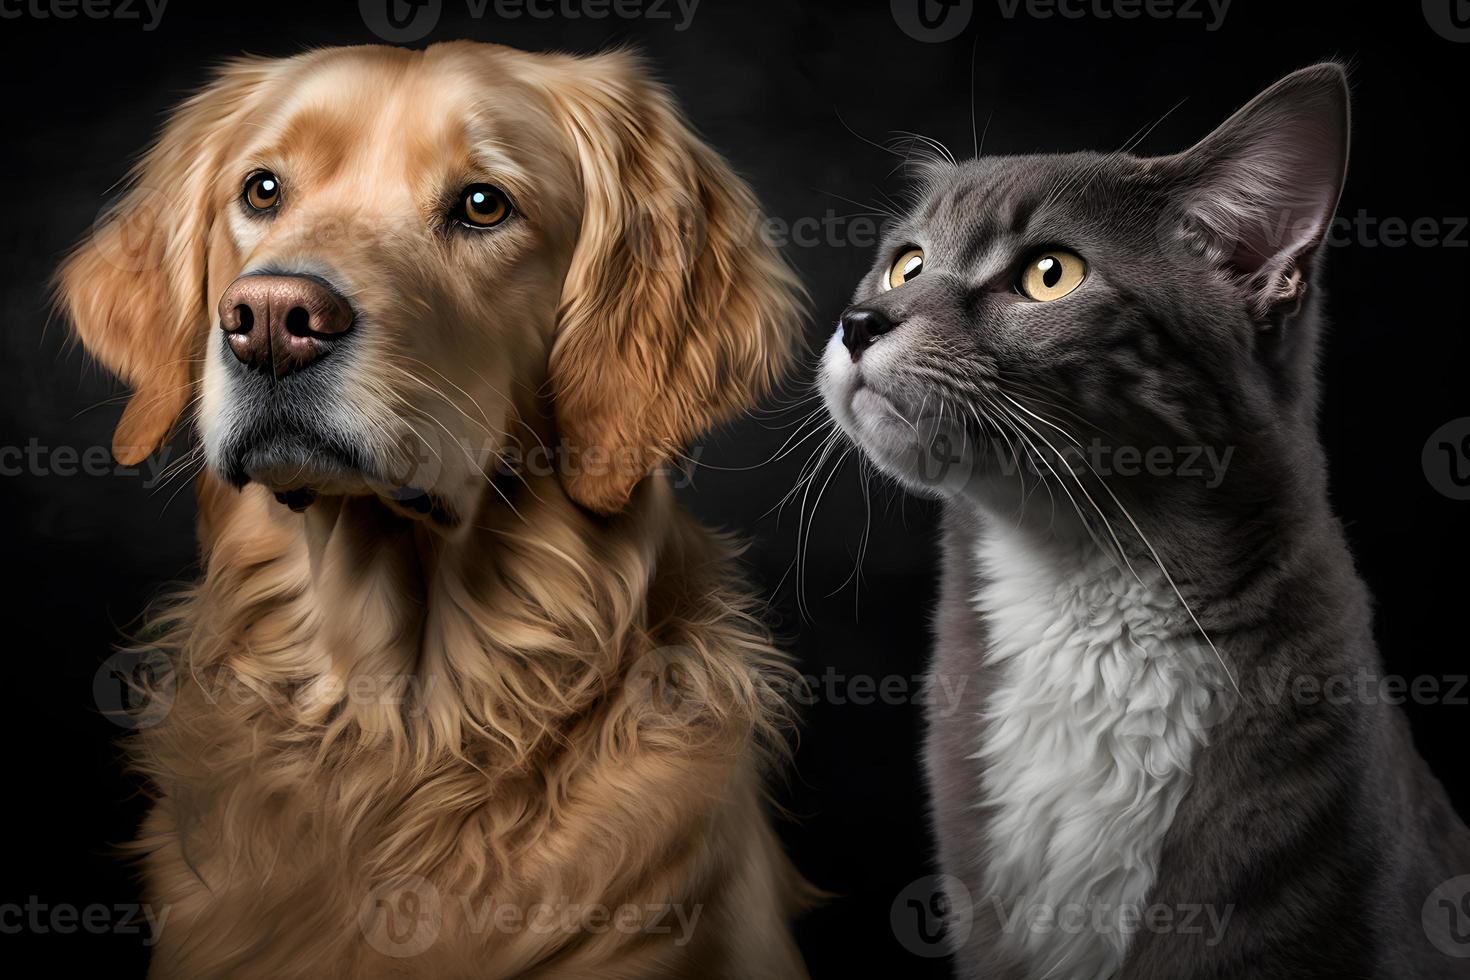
[798,443,853,616]
[890,130,958,168]
[768,420,841,520]
[995,402,1121,567]
[784,428,851,621]
[825,454,875,610]
[977,400,1053,530]
[1118,95,1190,156]
[750,386,826,416]
[994,397,1139,581]
[995,390,1242,697]
[813,187,901,221]
[1043,96,1190,214]
[833,108,912,165]
[672,404,834,474]
[1002,379,1109,439]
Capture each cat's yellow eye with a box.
[884,248,924,291]
[1019,250,1086,302]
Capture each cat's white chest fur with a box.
[971,521,1215,980]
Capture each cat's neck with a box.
[963,510,1220,978]
[964,430,1358,637]
[957,438,1377,700]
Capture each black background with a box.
[2,0,1467,975]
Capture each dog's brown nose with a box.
[218,275,353,377]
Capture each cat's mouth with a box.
[820,332,912,436]
[821,337,998,499]
[826,369,905,433]
[850,379,898,415]
[827,373,929,459]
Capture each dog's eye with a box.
[456,184,511,229]
[243,171,281,212]
[1019,249,1086,302]
[883,248,924,291]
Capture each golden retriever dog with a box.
[57,42,808,979]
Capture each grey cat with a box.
[818,64,1470,979]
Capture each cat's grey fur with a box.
[819,64,1470,978]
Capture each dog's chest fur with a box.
[969,522,1212,979]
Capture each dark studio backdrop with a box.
[1,0,1466,975]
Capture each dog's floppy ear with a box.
[543,52,803,514]
[54,58,270,465]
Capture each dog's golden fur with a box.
[57,42,808,978]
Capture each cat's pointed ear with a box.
[1161,63,1350,322]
